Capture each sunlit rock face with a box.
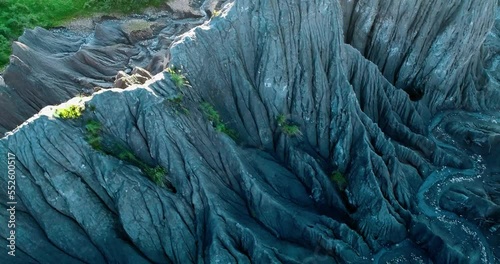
[0,0,227,136]
[1,0,499,263]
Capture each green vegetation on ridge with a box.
[54,103,85,119]
[166,67,189,88]
[84,118,168,187]
[277,114,301,136]
[330,171,347,191]
[0,0,164,68]
[85,119,103,150]
[201,102,238,140]
[53,102,168,188]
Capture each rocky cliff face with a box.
[342,0,500,112]
[1,0,499,263]
[0,0,223,136]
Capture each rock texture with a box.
[0,0,228,136]
[341,0,500,112]
[0,0,499,263]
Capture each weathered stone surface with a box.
[0,1,226,136]
[341,0,500,112]
[114,67,153,88]
[0,0,499,263]
[121,19,154,43]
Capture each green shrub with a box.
[201,102,237,140]
[276,114,301,136]
[85,119,103,150]
[115,146,166,187]
[330,171,347,190]
[0,35,10,68]
[84,119,167,187]
[85,119,101,134]
[143,166,166,187]
[118,149,136,161]
[276,114,286,126]
[83,0,164,13]
[86,135,102,150]
[166,67,188,88]
[281,124,300,135]
[54,104,84,119]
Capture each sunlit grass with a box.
[0,0,164,67]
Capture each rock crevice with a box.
[1,0,499,263]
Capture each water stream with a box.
[374,111,499,263]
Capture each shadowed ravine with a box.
[0,0,499,263]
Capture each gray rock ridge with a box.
[341,0,500,112]
[1,0,499,135]
[0,0,499,264]
[0,0,229,136]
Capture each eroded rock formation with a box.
[0,0,227,135]
[0,0,499,263]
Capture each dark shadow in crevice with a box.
[406,86,425,101]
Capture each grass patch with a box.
[143,166,166,186]
[166,67,188,88]
[54,104,84,119]
[211,9,221,18]
[85,119,103,150]
[0,0,164,67]
[84,118,168,187]
[277,114,301,136]
[113,145,167,187]
[201,102,237,140]
[330,171,347,190]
